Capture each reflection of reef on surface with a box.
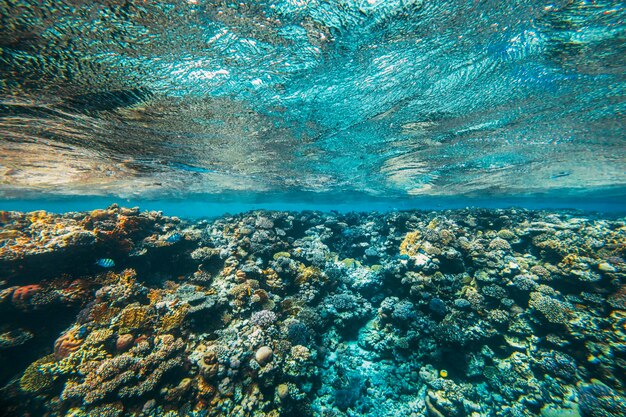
[0,206,625,417]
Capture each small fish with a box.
[77,326,88,339]
[551,171,570,179]
[166,233,182,243]
[95,258,115,268]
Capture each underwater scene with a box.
[1,1,626,417]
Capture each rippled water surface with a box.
[1,0,625,200]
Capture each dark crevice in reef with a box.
[0,304,83,388]
[0,206,625,417]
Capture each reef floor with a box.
[0,206,625,417]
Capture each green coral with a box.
[84,328,114,346]
[41,345,108,377]
[20,354,56,394]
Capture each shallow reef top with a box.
[1,0,625,200]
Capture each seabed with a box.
[0,206,625,417]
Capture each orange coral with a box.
[11,285,41,307]
[89,303,120,324]
[54,327,84,359]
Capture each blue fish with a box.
[77,326,88,339]
[166,233,182,243]
[95,258,115,268]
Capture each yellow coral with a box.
[148,288,163,305]
[26,210,54,225]
[115,304,151,331]
[296,264,325,285]
[340,258,359,268]
[90,303,120,325]
[159,304,190,333]
[84,328,114,346]
[42,346,107,377]
[440,229,455,245]
[290,345,311,362]
[262,268,283,289]
[119,269,137,285]
[560,253,580,267]
[529,292,571,325]
[20,354,56,394]
[0,229,23,239]
[230,280,260,302]
[427,219,440,229]
[222,266,235,277]
[400,231,422,257]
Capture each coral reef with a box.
[0,207,625,416]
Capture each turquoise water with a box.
[1,0,625,203]
[1,2,626,417]
[2,194,626,219]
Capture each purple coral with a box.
[251,310,277,328]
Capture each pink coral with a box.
[115,334,134,352]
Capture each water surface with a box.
[1,0,624,202]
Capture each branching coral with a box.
[61,335,185,405]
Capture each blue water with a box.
[2,193,626,218]
[1,0,625,204]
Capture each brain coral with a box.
[54,327,85,360]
